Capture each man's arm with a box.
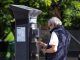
[42,32,58,53]
[38,41,57,53]
[45,45,57,53]
[41,45,57,54]
[46,32,58,53]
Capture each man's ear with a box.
[50,23,52,25]
[50,23,53,26]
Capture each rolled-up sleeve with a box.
[49,32,59,51]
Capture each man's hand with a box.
[37,41,47,49]
[41,48,46,54]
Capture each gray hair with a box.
[48,17,62,26]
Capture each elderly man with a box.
[38,17,70,60]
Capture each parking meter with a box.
[9,5,42,60]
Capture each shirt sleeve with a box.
[49,31,59,46]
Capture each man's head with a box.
[48,17,62,30]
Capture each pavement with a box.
[39,57,78,60]
[68,57,78,60]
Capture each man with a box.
[37,17,71,60]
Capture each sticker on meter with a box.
[16,27,25,42]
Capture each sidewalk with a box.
[39,57,78,60]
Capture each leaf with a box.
[44,0,51,7]
[5,32,14,42]
[54,0,59,3]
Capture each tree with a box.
[61,0,80,29]
[0,0,14,40]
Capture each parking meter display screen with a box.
[16,27,26,42]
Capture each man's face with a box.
[48,23,54,30]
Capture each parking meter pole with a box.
[29,17,40,60]
[9,5,42,60]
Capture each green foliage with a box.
[71,1,80,10]
[63,18,72,28]
[0,0,14,59]
[61,0,80,29]
[6,41,15,60]
[5,32,14,42]
[52,0,59,3]
[44,0,51,7]
[63,8,73,17]
[0,0,14,39]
